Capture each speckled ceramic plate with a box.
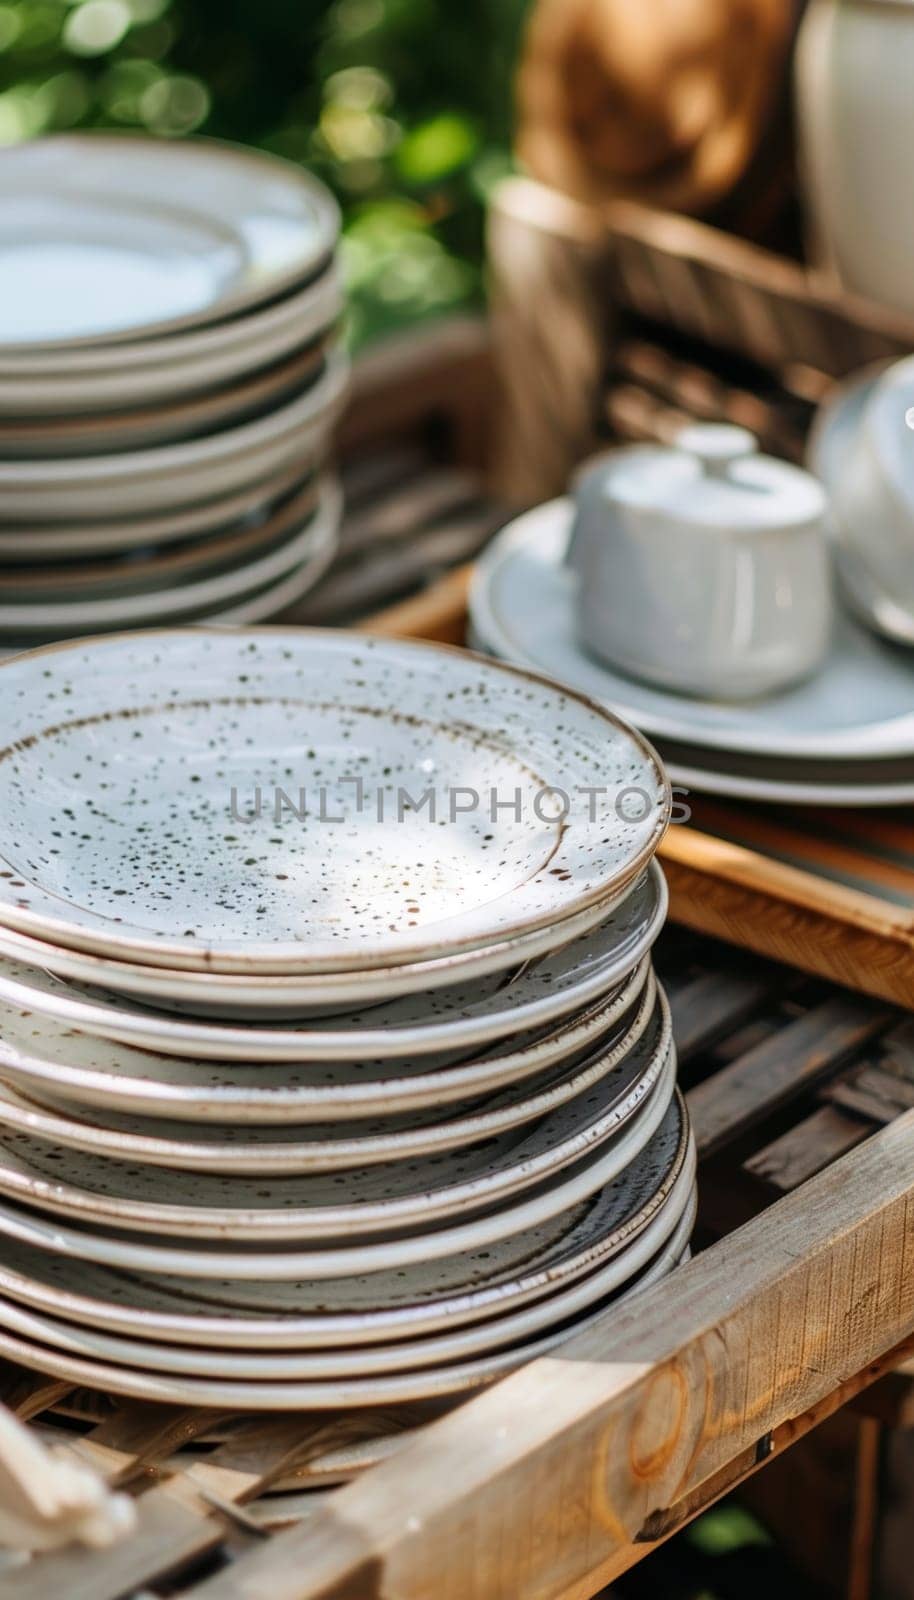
[3,966,657,1157]
[0,1093,689,1346]
[0,866,665,1061]
[0,970,662,1134]
[0,1243,684,1408]
[0,1047,676,1279]
[0,629,669,973]
[0,989,668,1232]
[0,135,340,350]
[0,1170,696,1381]
[470,497,914,764]
[0,864,654,1018]
[0,479,340,634]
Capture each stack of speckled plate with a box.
[0,629,694,1408]
[0,135,348,648]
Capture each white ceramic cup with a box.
[796,0,914,317]
[568,425,832,701]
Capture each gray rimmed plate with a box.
[470,496,914,764]
[0,135,340,350]
[0,1046,676,1279]
[0,1092,690,1348]
[0,1165,695,1382]
[0,969,658,1180]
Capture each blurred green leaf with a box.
[688,1506,773,1556]
[395,111,478,184]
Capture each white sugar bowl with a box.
[567,425,832,701]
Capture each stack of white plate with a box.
[470,499,914,806]
[0,629,693,1409]
[0,135,348,648]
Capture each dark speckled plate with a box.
[0,983,668,1224]
[0,1154,696,1391]
[0,1092,690,1351]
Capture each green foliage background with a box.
[0,0,531,343]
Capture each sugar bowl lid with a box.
[599,423,826,535]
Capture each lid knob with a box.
[676,423,758,478]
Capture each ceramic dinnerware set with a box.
[0,135,348,649]
[0,627,692,1408]
[470,411,914,807]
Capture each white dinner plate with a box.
[470,498,914,762]
[0,1049,676,1279]
[0,1171,695,1382]
[10,971,657,1178]
[655,735,914,806]
[0,463,313,559]
[0,990,668,1231]
[0,479,340,634]
[0,267,343,416]
[0,478,322,602]
[0,338,330,458]
[0,355,348,519]
[0,1253,681,1408]
[0,135,340,349]
[0,1093,689,1345]
[0,868,665,1065]
[0,188,248,347]
[0,629,668,972]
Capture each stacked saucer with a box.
[0,135,348,646]
[0,629,692,1408]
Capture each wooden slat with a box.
[176,1109,914,1600]
[1,1418,382,1600]
[604,197,914,378]
[668,967,785,1062]
[660,828,914,1011]
[827,1065,914,1126]
[745,1105,872,1192]
[686,995,891,1157]
[360,565,474,644]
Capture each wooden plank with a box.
[746,1105,872,1192]
[338,316,491,473]
[487,177,614,504]
[360,565,473,644]
[687,995,891,1157]
[660,828,914,1011]
[828,1065,914,1126]
[178,1109,914,1600]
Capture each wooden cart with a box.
[8,207,914,1597]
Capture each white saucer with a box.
[470,499,914,763]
